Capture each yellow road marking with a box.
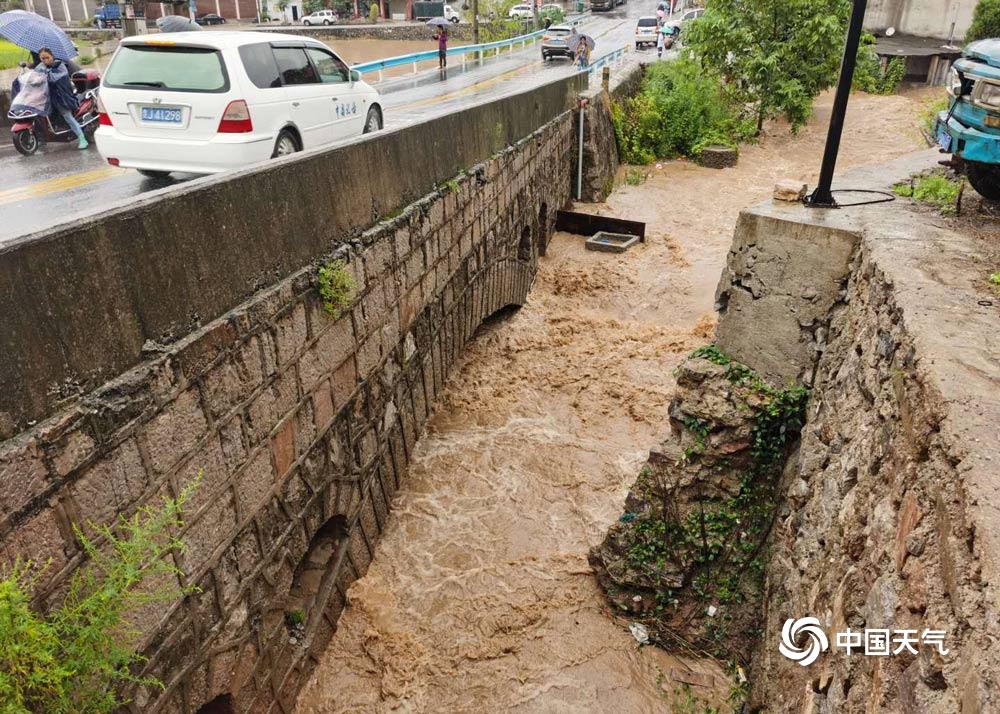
[0,166,125,207]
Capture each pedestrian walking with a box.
[656,27,666,58]
[436,26,448,69]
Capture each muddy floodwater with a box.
[295,88,934,713]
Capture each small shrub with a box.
[990,273,1000,292]
[893,171,962,214]
[368,2,378,22]
[852,33,905,95]
[285,609,306,626]
[539,7,564,24]
[317,259,356,318]
[625,167,646,185]
[79,55,95,65]
[0,479,200,713]
[966,0,1000,43]
[611,58,752,165]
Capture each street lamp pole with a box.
[806,0,868,208]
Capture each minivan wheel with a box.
[324,18,331,24]
[363,106,382,134]
[272,129,299,157]
[966,161,1000,201]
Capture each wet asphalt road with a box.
[0,5,657,243]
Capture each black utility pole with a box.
[806,0,868,207]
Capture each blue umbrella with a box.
[0,10,77,60]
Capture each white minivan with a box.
[95,32,383,177]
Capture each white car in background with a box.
[95,32,383,177]
[444,4,461,22]
[635,16,658,48]
[302,9,337,25]
[508,4,533,18]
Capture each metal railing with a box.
[586,43,628,76]
[351,14,589,82]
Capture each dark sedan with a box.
[195,13,227,25]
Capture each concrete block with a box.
[69,438,148,529]
[202,340,266,420]
[0,436,50,516]
[273,302,309,367]
[585,231,640,253]
[774,180,807,202]
[715,208,860,386]
[144,390,209,474]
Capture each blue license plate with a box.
[937,128,952,152]
[141,106,182,124]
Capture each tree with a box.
[275,0,290,22]
[683,0,850,133]
[966,0,1000,43]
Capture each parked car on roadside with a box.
[508,4,533,18]
[195,13,227,25]
[95,32,384,177]
[541,23,574,60]
[444,4,461,22]
[634,16,658,48]
[302,9,337,24]
[935,39,1000,199]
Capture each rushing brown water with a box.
[295,88,932,714]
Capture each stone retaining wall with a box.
[715,152,1000,712]
[0,78,586,713]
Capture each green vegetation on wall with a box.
[317,259,357,319]
[0,480,200,713]
[614,346,809,664]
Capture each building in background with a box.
[867,0,977,85]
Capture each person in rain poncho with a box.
[36,47,88,149]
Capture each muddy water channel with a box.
[295,89,929,713]
[296,224,722,713]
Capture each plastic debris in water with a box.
[656,163,663,169]
[629,622,650,645]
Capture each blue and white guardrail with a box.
[351,14,591,82]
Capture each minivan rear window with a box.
[105,45,229,93]
[637,18,657,26]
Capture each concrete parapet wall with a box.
[715,152,1000,711]
[0,74,586,432]
[0,77,583,713]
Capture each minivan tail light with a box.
[218,100,253,133]
[97,94,112,127]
